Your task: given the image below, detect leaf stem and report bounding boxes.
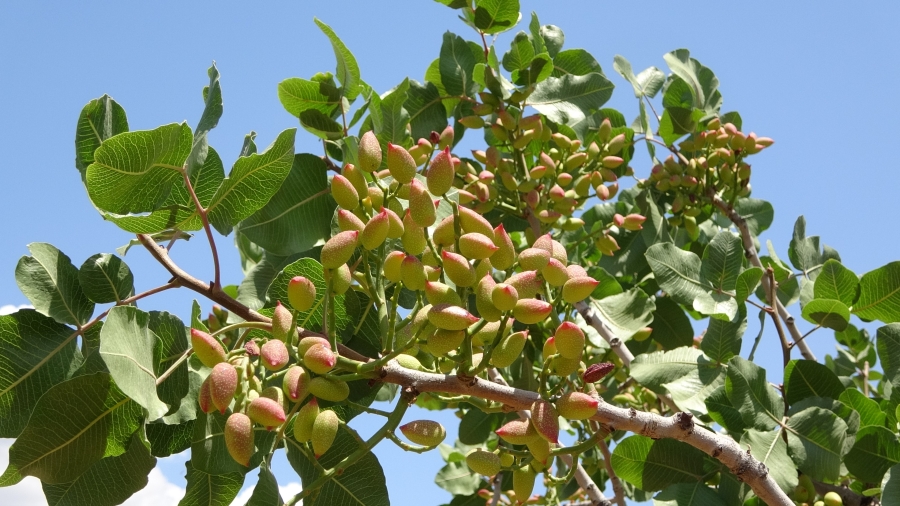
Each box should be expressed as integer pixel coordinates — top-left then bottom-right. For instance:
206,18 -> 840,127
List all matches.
180,166 -> 221,289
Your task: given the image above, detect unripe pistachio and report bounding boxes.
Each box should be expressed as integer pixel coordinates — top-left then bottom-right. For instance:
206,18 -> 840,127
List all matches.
542,258 -> 569,287
383,250 -> 405,282
400,420 -> 446,447
553,356 -> 581,376
507,270 -> 543,298
441,250 -> 476,287
458,205 -> 495,238
337,209 -> 365,232
331,174 -> 359,210
491,330 -> 528,368
466,449 -> 501,476
386,143 -> 417,184
490,224 -> 515,270
328,263 -> 352,295
499,452 -> 515,468
425,281 -> 462,306
408,179 -> 436,227
425,265 -> 441,281
431,215 -> 455,247
311,410 -> 340,458
496,419 -> 540,445
554,321 -> 585,360
475,274 -> 502,322
357,131 -> 382,172
283,366 -> 310,402
248,396 -> 286,430
459,232 -> 498,260
361,209 -> 390,250
271,301 -> 292,343
566,264 -> 588,278
458,115 -> 485,129
379,207 -> 403,239
823,491 -> 843,506
557,391 -> 599,420
308,376 -> 350,402
526,437 -> 551,465
426,329 -> 465,356
304,343 -> 336,374
224,412 -> 254,466
400,211 -> 426,255
320,231 -> 359,269
198,377 -> 214,413
565,152 -> 588,170
342,163 -> 368,196
631,327 -> 653,342
518,248 -> 550,271
261,339 -> 289,371
543,336 -> 557,358
583,362 -> 615,383
607,133 -> 626,154
209,362 -> 238,413
530,399 -> 560,443
622,214 -> 646,231
607,182 -> 619,199
438,125 -> 454,149
491,122 -> 509,142
400,254 -> 427,291
427,146 -> 454,196
428,303 -> 480,330
595,234 -> 620,256
513,467 -> 536,501
293,398 -> 319,442
562,276 -> 600,303
513,298 -> 552,325
491,283 -> 518,312
395,354 -> 426,371
244,340 -> 260,357
191,328 -> 227,368
474,257 -> 492,278
298,336 -> 331,357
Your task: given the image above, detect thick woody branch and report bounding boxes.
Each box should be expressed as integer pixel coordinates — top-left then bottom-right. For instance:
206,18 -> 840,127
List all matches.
706,191 -> 816,361
574,301 -> 634,367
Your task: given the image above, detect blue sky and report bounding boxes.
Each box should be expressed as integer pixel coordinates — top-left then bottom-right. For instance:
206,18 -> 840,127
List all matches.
2,1 -> 899,504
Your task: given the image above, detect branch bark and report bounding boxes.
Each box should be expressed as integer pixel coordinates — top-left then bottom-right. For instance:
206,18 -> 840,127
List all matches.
574,301 -> 634,367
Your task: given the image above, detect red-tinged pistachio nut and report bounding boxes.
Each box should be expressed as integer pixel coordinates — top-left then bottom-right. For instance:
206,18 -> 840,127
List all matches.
566,264 -> 588,279
551,132 -> 572,149
261,339 -> 289,371
514,298 -> 552,325
513,467 -> 536,502
425,281 -> 462,306
557,392 -> 600,420
386,143 -> 417,184
490,224 -> 515,270
554,321 -> 585,360
367,186 -> 384,210
298,336 -> 331,356
530,399 -> 560,443
542,258 -> 569,287
438,125 -> 454,149
543,336 -> 557,358
327,263 -> 352,295
602,155 -> 624,169
562,276 -> 599,304
293,398 -> 319,442
320,231 -> 359,269
606,133 -> 627,155
457,189 -> 477,204
400,420 -> 446,447
428,303 -> 480,331
209,362 -> 238,413
244,340 -> 260,357
533,233 -> 553,255
271,301 -> 292,342
597,117 -> 612,142
613,213 -> 625,227
441,250 -> 476,287
431,215 -> 456,246
357,131 -> 382,173
248,396 -> 287,430
401,210 -> 426,255
530,165 -> 547,179
383,250 -> 405,282
495,419 -> 539,445
303,343 -> 336,375
308,376 -> 350,402
361,209 -> 390,250
491,283 -> 518,312
475,274 -> 502,323
583,362 -> 615,383
518,248 -> 550,271
458,205 -> 495,239
224,412 -> 254,466
330,174 -> 359,210
507,270 -> 543,298
607,182 -> 619,199
342,163 -> 368,195
427,146 -> 454,196
553,356 -> 581,376
474,258 -> 492,279
537,209 -> 561,224
466,449 -> 501,476
283,365 -> 310,402
400,254 -> 427,291
198,377 -> 214,413
382,207 -> 404,239
425,265 -> 441,281
595,234 -> 620,257
408,179 -> 436,227
191,328 -> 226,368
632,327 -> 653,342
491,330 -> 528,368
311,410 -> 340,457
565,152 -> 588,170
459,232 -> 498,260
337,209 -> 365,232
622,214 -> 646,231
596,184 -> 610,200
526,437 -> 551,464
426,329 -> 465,356
458,115 -> 485,129
471,318 -> 508,347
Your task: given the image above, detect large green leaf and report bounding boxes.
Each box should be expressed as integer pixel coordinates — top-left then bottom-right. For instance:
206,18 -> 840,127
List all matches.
75,95 -> 128,177
739,428 -> 797,496
99,306 -> 168,420
16,243 -> 94,327
733,198 -> 774,236
788,216 -> 840,279
207,128 -> 297,234
314,18 -> 361,101
612,55 -> 664,99
237,251 -> 315,311
278,77 -> 342,117
458,409 -> 502,445
371,78 -> 412,148
473,0 -> 520,34
434,461 -> 481,496
854,261 -> 900,323
285,424 -> 389,505
883,464 -> 900,505
814,259 -> 859,306
705,385 -> 746,436
801,298 -> 851,330
440,31 -> 479,98
78,253 -> 134,304
237,154 -> 335,256
146,419 -> 194,458
406,80 -> 448,142
662,49 -> 721,113
611,435 -> 706,492
725,356 -> 783,430
2,373 -> 141,485
190,410 -> 277,476
645,243 -> 705,306
245,462 -> 284,506
266,258 -> 352,332
0,310 -> 80,437
502,31 -> 534,72
701,303 -> 747,363
783,359 -> 844,405
785,406 -> 848,482
844,425 -> 900,483
653,482 -> 725,506
589,287 -> 655,339
179,459 -> 244,506
631,347 -> 723,415
529,72 -> 614,125
86,122 -> 192,214
735,267 -> 763,302
552,49 -> 602,78
649,297 -> 693,350
41,434 -> 155,506
700,231 -> 743,292
878,324 -> 900,402
186,63 -> 223,176
839,388 -> 886,428
149,311 -> 191,418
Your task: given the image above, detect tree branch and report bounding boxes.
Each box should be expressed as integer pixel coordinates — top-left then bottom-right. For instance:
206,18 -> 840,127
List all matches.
574,301 -> 634,367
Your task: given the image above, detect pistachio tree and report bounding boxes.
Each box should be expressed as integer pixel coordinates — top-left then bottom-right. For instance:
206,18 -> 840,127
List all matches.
2,2 -> 899,506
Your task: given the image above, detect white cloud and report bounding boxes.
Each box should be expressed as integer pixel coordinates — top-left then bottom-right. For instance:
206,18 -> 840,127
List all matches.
123,468 -> 185,505
0,438 -> 47,505
0,304 -> 32,316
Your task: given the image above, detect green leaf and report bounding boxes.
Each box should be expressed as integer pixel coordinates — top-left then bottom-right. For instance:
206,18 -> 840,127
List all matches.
237,154 -> 335,256
649,297 -> 693,350
662,49 -> 721,113
739,428 -> 797,496
527,12 -> 546,55
839,388 -> 886,428
611,435 -> 706,492
725,356 -> 783,430
631,347 -> 723,415
702,303 -> 747,363
237,251 -> 315,311
266,258 -> 352,331
540,24 -> 564,58
16,243 -> 94,326
853,261 -> 900,323
589,288 -> 655,339
789,397 -> 858,441
78,253 -> 134,304
41,434 -> 155,506
246,462 -> 284,506
458,409 -> 501,445
314,18 -> 361,101
733,198 -> 774,236
435,461 -> 482,496
4,373 -> 141,484
278,77 -> 342,117
587,266 -> 623,300
190,410 -> 277,476
877,324 -> 900,402
529,72 -> 614,125
693,292 -> 737,322
186,63 -> 223,176
146,419 -> 194,458
86,122 -> 192,215
99,306 -> 168,420
179,459 -> 244,506
783,359 -> 844,405
502,32 -> 534,72
405,80 -> 448,142
612,55 -> 664,98
0,310 -> 81,437
735,267 -> 763,302
653,482 -> 725,506
473,0 -> 520,34
551,49 -> 601,78
700,231 -> 743,292
705,386 -> 745,436
370,78 -> 412,147
788,216 -> 839,279
883,464 -> 900,505
285,424 -> 389,505
299,109 -> 344,140
815,259 -> 859,306
75,95 -> 128,177
150,311 -> 191,419
844,425 -> 900,483
207,128 -> 296,234
440,32 -> 478,98
801,298 -> 851,331
645,243 -> 705,306
785,406 -> 848,482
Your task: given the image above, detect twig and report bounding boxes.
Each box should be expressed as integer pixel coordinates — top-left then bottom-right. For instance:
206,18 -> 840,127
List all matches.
180,167 -> 221,289
489,472 -> 503,506
574,301 -> 634,367
766,268 -> 791,369
862,361 -> 869,397
592,421 -> 626,506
